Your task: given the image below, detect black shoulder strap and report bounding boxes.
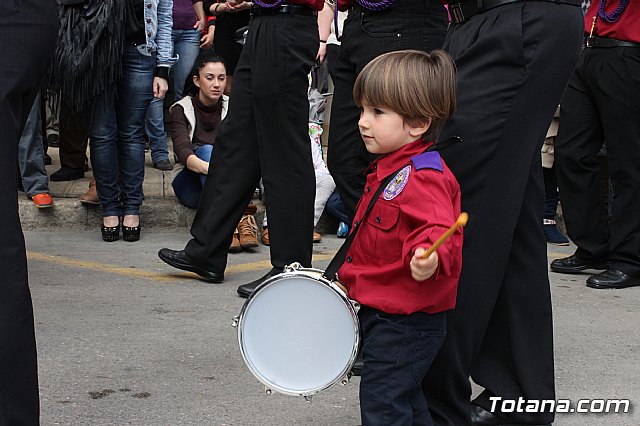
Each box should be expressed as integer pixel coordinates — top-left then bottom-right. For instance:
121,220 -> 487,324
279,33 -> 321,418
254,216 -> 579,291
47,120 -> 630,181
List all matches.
322,170 -> 397,282
430,135 -> 462,152
322,136 -> 462,282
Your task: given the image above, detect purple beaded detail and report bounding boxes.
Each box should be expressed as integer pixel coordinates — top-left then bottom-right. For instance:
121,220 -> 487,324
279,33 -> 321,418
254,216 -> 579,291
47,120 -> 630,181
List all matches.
356,0 -> 395,11
597,0 -> 629,23
254,0 -> 286,8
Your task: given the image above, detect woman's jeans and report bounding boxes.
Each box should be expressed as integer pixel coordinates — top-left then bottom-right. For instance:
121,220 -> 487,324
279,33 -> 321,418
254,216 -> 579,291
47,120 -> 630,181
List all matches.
18,93 -> 49,198
146,28 -> 200,163
90,44 -> 155,217
172,144 -> 213,209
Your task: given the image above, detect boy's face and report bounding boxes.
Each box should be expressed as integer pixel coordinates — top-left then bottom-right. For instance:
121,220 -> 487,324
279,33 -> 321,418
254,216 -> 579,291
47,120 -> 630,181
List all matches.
358,102 -> 428,155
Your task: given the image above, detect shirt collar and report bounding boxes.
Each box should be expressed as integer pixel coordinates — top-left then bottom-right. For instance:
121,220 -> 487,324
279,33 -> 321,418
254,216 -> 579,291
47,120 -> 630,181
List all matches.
370,139 -> 433,181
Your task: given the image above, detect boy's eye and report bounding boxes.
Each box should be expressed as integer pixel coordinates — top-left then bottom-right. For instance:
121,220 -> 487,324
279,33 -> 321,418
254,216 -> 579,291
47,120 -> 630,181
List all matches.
373,108 -> 384,115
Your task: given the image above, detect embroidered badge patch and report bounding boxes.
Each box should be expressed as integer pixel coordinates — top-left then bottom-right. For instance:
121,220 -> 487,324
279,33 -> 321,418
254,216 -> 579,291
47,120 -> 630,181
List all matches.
383,165 -> 411,200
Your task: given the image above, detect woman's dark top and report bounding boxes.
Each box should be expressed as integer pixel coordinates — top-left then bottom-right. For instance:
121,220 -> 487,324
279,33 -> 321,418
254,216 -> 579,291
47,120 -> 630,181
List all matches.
170,96 -> 223,166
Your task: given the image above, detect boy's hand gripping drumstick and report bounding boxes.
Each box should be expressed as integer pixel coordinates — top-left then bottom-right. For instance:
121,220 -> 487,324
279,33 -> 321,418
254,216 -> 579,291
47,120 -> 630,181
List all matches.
419,212 -> 469,259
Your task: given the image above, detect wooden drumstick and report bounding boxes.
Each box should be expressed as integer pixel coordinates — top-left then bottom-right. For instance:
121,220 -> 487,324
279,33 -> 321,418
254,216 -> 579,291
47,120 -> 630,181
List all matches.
334,280 -> 349,295
419,212 -> 469,259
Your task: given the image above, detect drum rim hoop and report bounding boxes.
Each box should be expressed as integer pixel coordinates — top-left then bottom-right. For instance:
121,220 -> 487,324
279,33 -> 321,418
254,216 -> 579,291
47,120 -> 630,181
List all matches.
235,268 -> 360,396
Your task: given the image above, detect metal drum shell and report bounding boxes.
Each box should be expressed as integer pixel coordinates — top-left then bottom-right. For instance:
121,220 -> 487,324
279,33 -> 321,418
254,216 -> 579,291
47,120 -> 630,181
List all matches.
235,265 -> 360,397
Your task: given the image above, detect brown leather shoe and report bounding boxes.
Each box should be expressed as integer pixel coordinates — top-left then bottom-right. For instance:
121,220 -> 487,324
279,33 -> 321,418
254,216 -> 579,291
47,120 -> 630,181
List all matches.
261,227 -> 270,246
243,203 -> 257,216
229,228 -> 242,253
313,230 -> 322,243
79,178 -> 99,205
238,215 -> 259,249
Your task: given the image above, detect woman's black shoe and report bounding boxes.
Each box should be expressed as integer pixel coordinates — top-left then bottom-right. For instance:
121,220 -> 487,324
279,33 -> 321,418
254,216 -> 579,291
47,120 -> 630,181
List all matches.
50,166 -> 84,181
123,225 -> 141,242
101,224 -> 120,242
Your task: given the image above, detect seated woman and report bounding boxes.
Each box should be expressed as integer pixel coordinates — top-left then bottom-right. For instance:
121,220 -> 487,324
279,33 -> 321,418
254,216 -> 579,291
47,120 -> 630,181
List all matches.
170,52 -> 258,251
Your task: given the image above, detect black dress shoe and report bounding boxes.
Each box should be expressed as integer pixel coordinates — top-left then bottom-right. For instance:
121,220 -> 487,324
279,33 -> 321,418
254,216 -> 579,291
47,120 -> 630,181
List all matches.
50,166 -> 84,182
550,254 -> 609,274
471,404 -> 505,425
158,248 -> 224,283
47,133 -> 60,148
470,404 -> 550,426
237,267 -> 283,298
586,268 -> 640,289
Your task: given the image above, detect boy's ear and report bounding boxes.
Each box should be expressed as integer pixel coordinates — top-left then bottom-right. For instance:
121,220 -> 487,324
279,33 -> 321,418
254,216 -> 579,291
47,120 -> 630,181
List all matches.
408,118 -> 432,138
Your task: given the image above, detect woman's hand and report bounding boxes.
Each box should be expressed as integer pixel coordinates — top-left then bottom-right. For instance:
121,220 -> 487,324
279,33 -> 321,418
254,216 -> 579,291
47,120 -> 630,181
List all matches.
231,1 -> 252,11
193,18 -> 205,32
153,76 -> 168,99
410,247 -> 439,281
200,25 -> 214,49
317,41 -> 327,63
186,154 -> 210,175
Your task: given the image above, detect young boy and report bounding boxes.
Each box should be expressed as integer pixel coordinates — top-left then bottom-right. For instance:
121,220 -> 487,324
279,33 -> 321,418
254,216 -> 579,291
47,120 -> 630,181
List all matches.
337,50 -> 462,425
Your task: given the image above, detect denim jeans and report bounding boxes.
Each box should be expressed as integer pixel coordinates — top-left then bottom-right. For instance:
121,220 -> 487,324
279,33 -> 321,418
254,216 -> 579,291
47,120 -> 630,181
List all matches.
146,28 -> 200,163
543,166 -> 559,221
90,44 -> 155,217
325,190 -> 349,224
172,144 -> 212,209
18,93 -> 49,198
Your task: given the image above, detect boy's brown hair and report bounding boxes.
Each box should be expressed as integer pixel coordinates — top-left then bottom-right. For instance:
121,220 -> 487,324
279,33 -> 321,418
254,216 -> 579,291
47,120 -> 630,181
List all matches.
353,49 -> 456,142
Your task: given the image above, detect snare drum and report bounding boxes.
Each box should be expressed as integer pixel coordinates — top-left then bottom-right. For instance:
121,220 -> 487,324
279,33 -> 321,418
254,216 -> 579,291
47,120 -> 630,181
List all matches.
232,263 -> 360,398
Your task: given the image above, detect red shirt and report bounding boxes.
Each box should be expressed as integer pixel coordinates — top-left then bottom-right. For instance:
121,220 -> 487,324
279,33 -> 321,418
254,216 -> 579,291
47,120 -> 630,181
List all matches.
338,140 -> 463,315
585,1 -> 640,43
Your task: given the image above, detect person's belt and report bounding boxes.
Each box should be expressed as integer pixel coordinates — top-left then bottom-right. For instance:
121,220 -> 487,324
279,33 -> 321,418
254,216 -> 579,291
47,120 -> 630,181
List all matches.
448,0 -> 581,24
250,4 -> 317,16
585,35 -> 640,48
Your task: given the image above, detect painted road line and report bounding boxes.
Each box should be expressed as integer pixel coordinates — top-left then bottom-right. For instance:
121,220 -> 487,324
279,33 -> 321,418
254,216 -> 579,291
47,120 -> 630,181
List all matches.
27,251 -> 338,283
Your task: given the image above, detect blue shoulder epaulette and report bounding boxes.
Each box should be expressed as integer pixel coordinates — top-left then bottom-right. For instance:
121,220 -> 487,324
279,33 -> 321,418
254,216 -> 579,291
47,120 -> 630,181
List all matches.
411,151 -> 443,172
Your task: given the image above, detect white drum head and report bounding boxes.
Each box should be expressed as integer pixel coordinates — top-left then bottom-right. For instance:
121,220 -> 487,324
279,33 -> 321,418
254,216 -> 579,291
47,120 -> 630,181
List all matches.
238,273 -> 358,396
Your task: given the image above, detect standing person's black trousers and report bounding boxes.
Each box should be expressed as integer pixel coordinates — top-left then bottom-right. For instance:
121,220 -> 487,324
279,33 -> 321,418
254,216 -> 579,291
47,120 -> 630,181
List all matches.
59,103 -> 90,171
327,0 -> 448,223
421,3 -> 583,425
184,10 -> 318,273
555,46 -> 640,277
0,0 -> 59,424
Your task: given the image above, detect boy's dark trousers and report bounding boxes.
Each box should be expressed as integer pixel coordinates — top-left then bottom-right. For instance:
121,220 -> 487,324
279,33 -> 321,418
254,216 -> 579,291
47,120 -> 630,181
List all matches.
0,0 -> 59,424
359,307 -> 446,426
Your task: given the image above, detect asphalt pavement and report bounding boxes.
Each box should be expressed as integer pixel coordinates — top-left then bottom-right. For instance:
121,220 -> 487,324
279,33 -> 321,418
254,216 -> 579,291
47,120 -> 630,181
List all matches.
24,230 -> 640,425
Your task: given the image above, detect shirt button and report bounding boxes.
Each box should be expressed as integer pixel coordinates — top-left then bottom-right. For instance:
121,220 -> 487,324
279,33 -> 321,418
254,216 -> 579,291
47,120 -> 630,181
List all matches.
366,186 -> 371,193
146,3 -> 152,8
347,256 -> 352,263
375,217 -> 381,223
147,31 -> 152,37
146,18 -> 151,23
